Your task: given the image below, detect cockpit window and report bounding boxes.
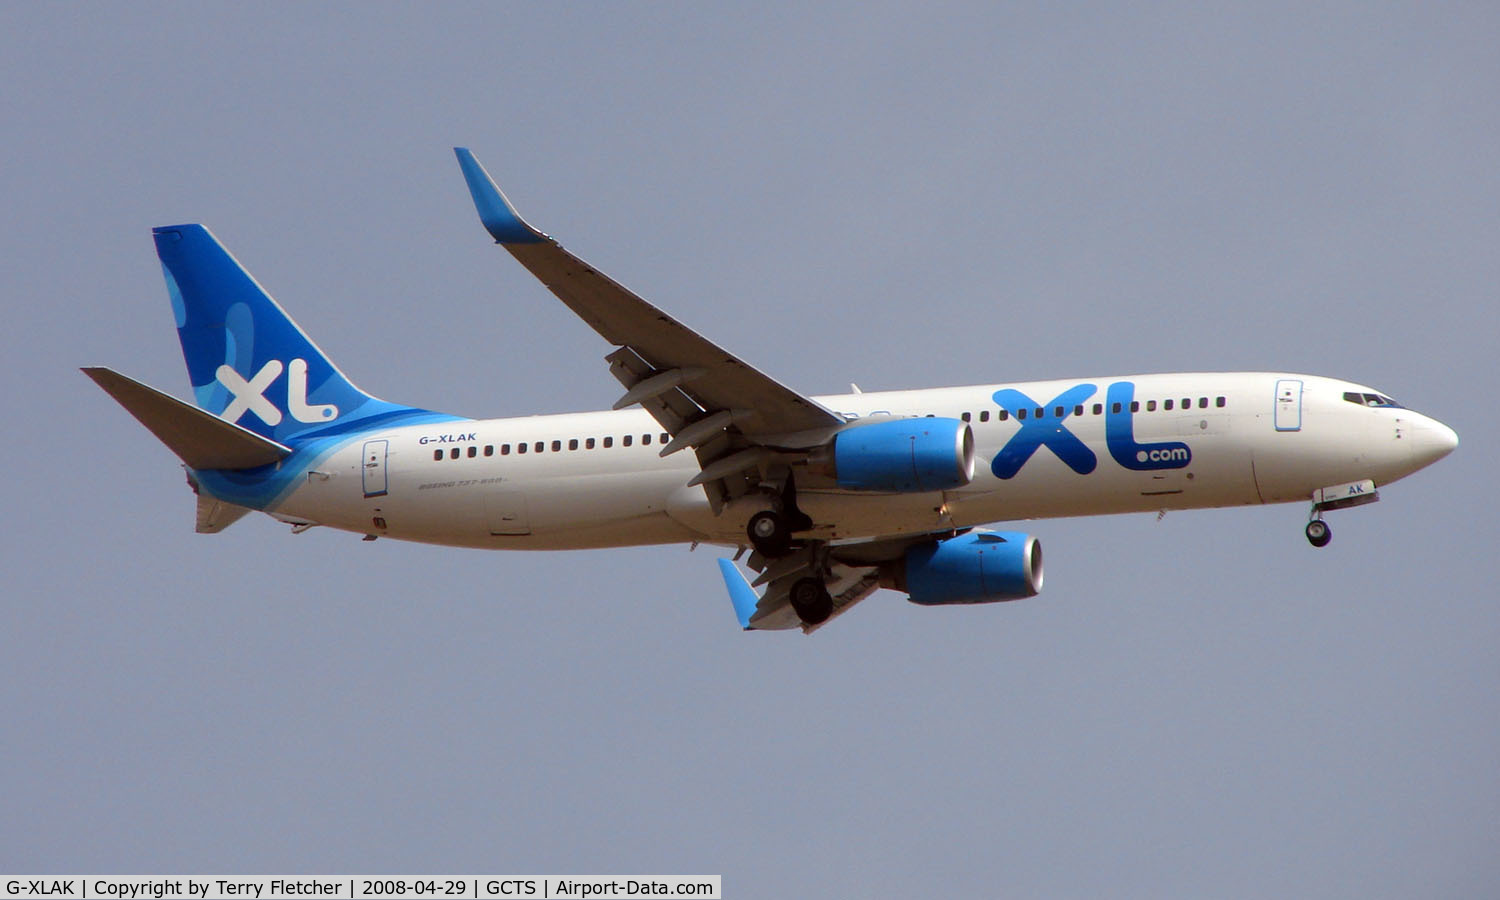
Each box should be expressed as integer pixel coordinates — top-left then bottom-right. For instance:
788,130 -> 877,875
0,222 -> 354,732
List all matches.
1343,391 -> 1404,409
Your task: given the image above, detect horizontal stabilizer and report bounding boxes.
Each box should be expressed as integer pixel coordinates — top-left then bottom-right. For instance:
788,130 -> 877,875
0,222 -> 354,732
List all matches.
82,367 -> 291,470
196,492 -> 254,533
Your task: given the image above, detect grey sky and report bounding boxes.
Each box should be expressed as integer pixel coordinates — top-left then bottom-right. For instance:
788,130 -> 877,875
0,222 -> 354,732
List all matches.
3,3 -> 1496,896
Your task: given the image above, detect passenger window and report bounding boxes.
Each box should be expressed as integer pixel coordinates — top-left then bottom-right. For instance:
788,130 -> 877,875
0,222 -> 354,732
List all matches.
1130,401 -> 1140,413
1054,406 -> 1064,417
501,444 -> 511,455
586,437 -> 596,449
467,446 -> 477,458
603,437 -> 613,448
979,410 -> 990,422
1035,407 -> 1044,418
642,433 -> 652,445
484,445 -> 493,457
1112,402 -> 1122,414
450,448 -> 460,460
551,440 -> 562,452
660,433 -> 669,443
1182,398 -> 1191,409
534,441 -> 544,453
1146,400 -> 1157,412
1198,397 -> 1208,408
1017,408 -> 1027,420
1216,396 -> 1226,408
961,412 -> 971,422
998,409 -> 1009,421
517,443 -> 527,454
623,435 -> 633,447
1164,399 -> 1174,411
568,438 -> 579,451
1074,405 -> 1084,417
433,449 -> 442,461
1092,403 -> 1102,415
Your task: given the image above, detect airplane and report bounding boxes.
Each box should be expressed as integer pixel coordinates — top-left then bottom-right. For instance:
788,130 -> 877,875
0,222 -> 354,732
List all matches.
84,148 -> 1459,632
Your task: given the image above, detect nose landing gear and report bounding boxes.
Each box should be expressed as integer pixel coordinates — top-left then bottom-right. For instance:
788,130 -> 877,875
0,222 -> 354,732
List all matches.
1303,478 -> 1379,548
1305,517 -> 1331,548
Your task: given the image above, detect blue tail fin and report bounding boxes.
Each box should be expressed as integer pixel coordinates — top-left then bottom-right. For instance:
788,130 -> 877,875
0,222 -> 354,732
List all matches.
155,225 -> 451,442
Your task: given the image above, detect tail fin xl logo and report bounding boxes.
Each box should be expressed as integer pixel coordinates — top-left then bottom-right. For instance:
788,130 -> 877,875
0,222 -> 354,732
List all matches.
216,358 -> 339,426
991,381 -> 1191,479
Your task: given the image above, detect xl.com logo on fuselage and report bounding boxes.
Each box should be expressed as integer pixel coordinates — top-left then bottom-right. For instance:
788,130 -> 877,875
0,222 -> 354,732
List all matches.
1138,446 -> 1190,464
991,380 -> 1192,479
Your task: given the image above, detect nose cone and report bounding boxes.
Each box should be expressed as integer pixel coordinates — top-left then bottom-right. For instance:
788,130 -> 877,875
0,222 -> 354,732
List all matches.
1410,416 -> 1458,469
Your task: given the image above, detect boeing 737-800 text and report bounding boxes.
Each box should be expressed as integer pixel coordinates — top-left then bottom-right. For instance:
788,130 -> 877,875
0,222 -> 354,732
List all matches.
85,149 -> 1458,631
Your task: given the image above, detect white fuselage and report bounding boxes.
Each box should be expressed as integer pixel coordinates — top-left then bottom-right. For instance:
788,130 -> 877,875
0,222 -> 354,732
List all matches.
262,372 -> 1456,550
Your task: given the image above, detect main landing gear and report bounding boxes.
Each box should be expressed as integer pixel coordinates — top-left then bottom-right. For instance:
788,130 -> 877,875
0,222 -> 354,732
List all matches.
747,509 -> 794,558
745,475 -> 813,559
789,576 -> 833,625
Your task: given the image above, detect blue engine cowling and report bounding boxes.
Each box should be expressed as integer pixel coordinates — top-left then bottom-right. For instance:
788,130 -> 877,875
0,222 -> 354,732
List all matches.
831,418 -> 975,493
898,531 -> 1043,605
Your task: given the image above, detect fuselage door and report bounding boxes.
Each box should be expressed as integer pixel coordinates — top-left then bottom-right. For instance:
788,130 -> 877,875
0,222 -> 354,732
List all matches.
1274,379 -> 1303,432
361,439 -> 389,497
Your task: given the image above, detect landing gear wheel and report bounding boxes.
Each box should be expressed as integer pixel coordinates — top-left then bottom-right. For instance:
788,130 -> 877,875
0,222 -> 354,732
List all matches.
1305,519 -> 1331,548
789,576 -> 833,625
747,510 -> 793,558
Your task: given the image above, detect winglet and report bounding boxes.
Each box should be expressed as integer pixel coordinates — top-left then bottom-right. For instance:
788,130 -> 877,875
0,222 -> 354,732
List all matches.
717,558 -> 759,631
453,147 -> 547,245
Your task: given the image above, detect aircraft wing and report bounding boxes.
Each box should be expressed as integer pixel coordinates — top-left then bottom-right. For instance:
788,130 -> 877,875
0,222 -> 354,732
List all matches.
455,148 -> 844,509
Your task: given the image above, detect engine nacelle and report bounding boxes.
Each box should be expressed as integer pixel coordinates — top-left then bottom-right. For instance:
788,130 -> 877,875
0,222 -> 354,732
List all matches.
821,417 -> 975,493
888,531 -> 1043,605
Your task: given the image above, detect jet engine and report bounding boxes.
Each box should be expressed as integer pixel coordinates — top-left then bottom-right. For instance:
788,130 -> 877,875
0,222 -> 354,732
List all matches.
883,530 -> 1043,605
812,417 -> 975,493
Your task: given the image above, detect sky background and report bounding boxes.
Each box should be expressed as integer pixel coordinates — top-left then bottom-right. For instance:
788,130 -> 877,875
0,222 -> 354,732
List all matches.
3,3 -> 1497,896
